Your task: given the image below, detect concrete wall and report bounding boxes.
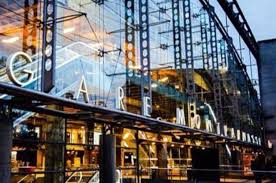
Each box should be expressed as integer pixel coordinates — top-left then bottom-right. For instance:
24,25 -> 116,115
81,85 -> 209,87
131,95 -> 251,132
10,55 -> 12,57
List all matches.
259,39 -> 276,155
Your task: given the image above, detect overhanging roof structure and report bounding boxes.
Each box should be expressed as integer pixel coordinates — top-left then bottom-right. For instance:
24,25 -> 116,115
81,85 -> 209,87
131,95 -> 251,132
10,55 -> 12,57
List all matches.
0,82 -> 260,148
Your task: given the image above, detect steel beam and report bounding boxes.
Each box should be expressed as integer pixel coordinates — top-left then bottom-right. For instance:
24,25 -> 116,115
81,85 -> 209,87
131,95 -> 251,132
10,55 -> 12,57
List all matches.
124,0 -> 137,113
199,0 -> 260,108
183,0 -> 195,97
200,10 -> 210,70
217,0 -> 259,61
139,0 -> 152,115
41,0 -> 57,92
219,39 -> 227,68
171,0 -> 184,91
209,15 -> 223,124
23,0 -> 38,55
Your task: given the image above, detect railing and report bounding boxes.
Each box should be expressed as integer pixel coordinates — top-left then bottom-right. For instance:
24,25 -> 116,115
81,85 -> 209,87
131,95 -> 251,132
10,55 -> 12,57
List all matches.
88,171 -> 99,183
17,174 -> 35,183
65,169 -> 83,183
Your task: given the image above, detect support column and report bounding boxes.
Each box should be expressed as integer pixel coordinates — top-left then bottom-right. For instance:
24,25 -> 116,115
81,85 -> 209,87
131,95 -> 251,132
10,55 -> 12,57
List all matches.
156,136 -> 168,180
183,0 -> 195,97
100,134 -> 116,183
0,116 -> 12,183
41,0 -> 57,92
200,10 -> 210,70
44,106 -> 65,183
135,131 -> 140,183
172,0 -> 184,91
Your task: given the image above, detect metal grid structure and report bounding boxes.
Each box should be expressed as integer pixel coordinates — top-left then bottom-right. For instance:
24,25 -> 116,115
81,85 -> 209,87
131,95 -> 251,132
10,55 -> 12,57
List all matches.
183,0 -> 195,97
41,0 -> 57,92
0,0 -> 265,182
138,0 -> 152,115
217,0 -> 259,61
171,0 -> 184,92
209,12 -> 223,124
23,0 -> 38,55
200,10 -> 209,70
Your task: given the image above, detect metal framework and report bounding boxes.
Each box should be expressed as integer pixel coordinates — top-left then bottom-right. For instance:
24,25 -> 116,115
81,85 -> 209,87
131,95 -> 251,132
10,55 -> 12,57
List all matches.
23,0 -> 38,55
209,13 -> 223,123
200,10 -> 210,70
183,0 -> 195,97
124,0 -> 138,113
0,82 -> 260,147
219,39 -> 227,68
227,51 -> 240,129
217,0 -> 259,61
139,0 -> 152,115
171,0 -> 184,92
41,0 -> 57,92
199,0 -> 259,108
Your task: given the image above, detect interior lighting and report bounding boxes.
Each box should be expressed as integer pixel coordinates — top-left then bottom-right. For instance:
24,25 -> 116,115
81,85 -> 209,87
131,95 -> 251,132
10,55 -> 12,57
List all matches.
163,137 -> 168,142
123,132 -> 130,140
2,37 -> 19,43
159,77 -> 168,82
151,83 -> 158,88
129,65 -> 141,70
159,76 -> 168,82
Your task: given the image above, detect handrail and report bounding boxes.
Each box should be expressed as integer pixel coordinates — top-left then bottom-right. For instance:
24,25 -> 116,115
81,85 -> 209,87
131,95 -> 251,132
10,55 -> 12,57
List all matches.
17,174 -> 34,183
88,171 -> 99,183
65,169 -> 83,183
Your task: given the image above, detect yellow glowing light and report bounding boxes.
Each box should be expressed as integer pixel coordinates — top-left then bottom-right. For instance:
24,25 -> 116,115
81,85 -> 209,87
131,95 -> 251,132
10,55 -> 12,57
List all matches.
123,132 -> 130,140
2,37 -> 19,43
123,141 -> 129,147
129,65 -> 141,70
159,77 -> 168,82
63,27 -> 75,34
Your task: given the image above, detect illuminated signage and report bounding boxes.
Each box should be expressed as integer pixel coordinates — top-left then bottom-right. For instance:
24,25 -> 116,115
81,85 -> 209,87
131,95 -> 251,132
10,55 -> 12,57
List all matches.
5,52 -> 262,146
6,52 -> 34,86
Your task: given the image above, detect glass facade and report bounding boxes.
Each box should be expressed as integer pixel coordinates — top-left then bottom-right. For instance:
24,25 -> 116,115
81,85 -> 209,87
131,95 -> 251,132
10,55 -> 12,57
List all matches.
0,0 -> 264,182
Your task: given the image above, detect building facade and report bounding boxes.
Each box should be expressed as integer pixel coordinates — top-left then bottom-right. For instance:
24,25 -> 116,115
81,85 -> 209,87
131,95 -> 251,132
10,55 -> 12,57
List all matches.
0,0 -> 263,182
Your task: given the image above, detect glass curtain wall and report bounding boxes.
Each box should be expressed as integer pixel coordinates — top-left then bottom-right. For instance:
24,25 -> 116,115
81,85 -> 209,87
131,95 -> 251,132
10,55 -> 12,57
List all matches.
0,0 -> 263,182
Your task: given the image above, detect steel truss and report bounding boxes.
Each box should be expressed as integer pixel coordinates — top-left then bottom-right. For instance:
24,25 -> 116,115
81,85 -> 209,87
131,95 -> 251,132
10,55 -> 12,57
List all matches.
23,0 -> 39,55
124,0 -> 136,112
171,0 -> 184,92
227,51 -> 240,130
199,0 -> 261,130
217,0 -> 259,61
41,0 -> 57,92
139,0 -> 152,115
183,0 -> 195,97
219,39 -> 227,69
200,10 -> 209,70
209,13 -> 223,123
199,0 -> 256,101
183,0 -> 197,126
